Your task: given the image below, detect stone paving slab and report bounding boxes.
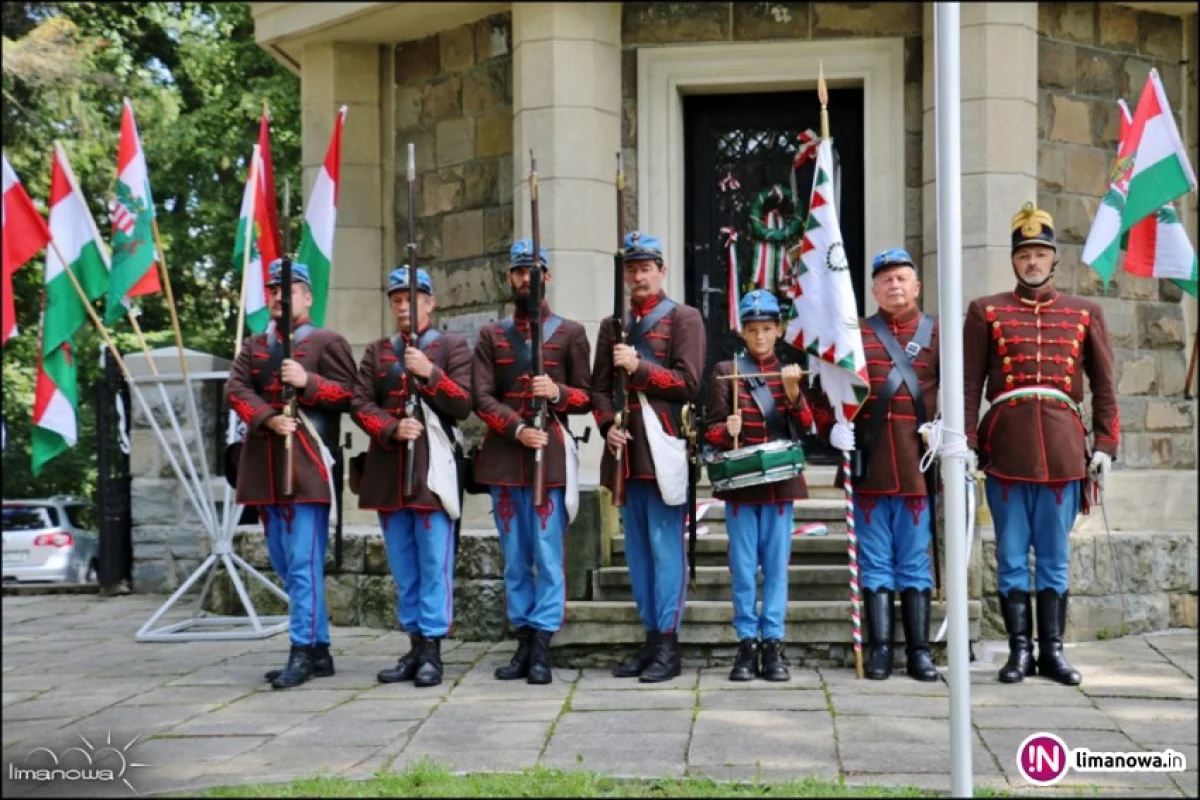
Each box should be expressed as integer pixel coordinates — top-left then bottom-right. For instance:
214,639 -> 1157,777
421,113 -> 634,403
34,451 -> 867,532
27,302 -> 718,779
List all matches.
1,595 -> 1196,798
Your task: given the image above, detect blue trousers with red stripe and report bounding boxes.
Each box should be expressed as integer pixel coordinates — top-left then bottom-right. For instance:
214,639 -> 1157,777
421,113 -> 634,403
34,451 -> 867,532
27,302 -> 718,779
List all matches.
726,502 -> 793,641
262,503 -> 330,647
379,509 -> 456,637
621,480 -> 688,634
490,486 -> 567,633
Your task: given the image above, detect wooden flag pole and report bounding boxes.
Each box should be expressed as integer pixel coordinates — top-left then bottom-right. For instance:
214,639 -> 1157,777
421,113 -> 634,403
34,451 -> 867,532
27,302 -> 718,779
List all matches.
1185,329 -> 1198,400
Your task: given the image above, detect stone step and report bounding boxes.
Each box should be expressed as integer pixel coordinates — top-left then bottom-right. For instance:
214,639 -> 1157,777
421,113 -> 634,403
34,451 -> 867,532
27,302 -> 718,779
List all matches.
593,564 -> 853,602
693,497 -> 846,521
611,532 -> 853,568
553,599 -> 981,647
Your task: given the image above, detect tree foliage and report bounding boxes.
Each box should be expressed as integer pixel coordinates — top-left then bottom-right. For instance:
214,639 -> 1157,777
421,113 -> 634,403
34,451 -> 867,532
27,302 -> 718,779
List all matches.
2,2 -> 299,501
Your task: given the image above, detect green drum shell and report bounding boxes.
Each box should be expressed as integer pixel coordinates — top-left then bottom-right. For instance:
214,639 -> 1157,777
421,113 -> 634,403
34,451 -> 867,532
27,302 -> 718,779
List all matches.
703,441 -> 806,491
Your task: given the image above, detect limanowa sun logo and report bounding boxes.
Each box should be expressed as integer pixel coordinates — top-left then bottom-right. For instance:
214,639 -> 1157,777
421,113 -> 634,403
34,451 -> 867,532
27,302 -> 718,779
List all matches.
8,729 -> 150,795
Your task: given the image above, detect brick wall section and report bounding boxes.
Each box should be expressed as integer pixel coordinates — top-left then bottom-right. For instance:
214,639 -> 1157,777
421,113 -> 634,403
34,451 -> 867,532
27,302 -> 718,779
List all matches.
393,13 -> 514,327
1035,3 -> 1194,470
619,3 -> 923,269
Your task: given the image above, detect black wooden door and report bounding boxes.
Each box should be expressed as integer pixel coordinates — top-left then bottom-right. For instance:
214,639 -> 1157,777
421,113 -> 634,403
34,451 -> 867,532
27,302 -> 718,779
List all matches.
684,88 -> 865,464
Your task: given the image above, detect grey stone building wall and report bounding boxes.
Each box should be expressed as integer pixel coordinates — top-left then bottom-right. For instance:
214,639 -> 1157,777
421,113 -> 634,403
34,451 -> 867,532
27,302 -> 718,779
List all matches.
394,11 -> 515,350
619,2 -> 925,281
1035,2 -> 1196,470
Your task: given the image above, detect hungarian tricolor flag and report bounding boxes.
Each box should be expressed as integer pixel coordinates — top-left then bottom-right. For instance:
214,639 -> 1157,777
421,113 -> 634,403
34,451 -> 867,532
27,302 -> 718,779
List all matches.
233,147 -> 279,334
259,104 -> 282,256
43,143 -> 110,354
296,105 -> 346,327
32,301 -> 79,475
784,138 -> 869,426
105,98 -> 162,324
1084,69 -> 1197,287
1116,100 -> 1198,297
3,153 -> 52,345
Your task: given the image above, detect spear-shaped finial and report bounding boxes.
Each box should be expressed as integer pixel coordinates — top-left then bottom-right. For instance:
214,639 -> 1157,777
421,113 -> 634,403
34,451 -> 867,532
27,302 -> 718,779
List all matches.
818,62 -> 830,140
263,98 -> 270,120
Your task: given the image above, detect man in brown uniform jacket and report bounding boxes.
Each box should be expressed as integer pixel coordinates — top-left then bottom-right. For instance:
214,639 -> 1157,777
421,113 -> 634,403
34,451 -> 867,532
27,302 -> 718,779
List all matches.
350,266 -> 472,688
226,260 -> 356,690
591,231 -> 706,683
964,203 -> 1118,687
472,239 -> 593,685
844,248 -> 942,683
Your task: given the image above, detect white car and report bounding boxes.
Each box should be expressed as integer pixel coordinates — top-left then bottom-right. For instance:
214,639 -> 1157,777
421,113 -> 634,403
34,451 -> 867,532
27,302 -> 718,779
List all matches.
2,497 -> 100,585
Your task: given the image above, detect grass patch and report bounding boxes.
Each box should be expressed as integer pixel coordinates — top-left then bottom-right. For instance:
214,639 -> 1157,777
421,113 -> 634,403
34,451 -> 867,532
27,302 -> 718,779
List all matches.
196,758 -> 1011,798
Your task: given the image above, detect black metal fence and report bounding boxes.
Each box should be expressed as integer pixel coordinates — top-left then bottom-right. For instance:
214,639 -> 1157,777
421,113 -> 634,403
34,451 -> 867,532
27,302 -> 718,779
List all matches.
95,344 -> 132,593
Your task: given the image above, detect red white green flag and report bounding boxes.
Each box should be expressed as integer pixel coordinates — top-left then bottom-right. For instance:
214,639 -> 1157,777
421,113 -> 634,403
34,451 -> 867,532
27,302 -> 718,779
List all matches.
43,142 -> 110,354
295,106 -> 346,327
1116,100 -> 1198,298
2,152 -> 52,345
233,147 -> 279,334
105,98 -> 161,324
258,104 -> 281,256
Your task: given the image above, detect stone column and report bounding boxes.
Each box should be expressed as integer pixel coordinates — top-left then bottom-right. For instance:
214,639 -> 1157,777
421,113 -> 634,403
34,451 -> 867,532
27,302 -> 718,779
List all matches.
511,2 -> 622,485
301,41 -> 391,526
922,3 -> 1039,306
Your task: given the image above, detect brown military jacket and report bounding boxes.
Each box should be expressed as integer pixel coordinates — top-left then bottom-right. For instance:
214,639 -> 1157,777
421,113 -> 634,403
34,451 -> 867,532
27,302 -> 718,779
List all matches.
471,302 -> 593,487
839,307 -> 942,496
704,353 -> 829,504
591,292 -> 707,492
964,283 -> 1118,482
350,329 -> 473,512
225,318 -> 357,505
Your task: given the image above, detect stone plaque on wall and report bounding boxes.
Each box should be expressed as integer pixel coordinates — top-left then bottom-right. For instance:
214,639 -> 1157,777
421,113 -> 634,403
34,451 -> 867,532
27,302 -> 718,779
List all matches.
439,309 -> 500,350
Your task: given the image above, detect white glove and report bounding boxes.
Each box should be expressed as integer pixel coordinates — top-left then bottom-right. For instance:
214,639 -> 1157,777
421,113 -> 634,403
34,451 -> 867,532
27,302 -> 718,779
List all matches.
964,449 -> 978,475
830,422 -> 855,453
1089,451 -> 1112,487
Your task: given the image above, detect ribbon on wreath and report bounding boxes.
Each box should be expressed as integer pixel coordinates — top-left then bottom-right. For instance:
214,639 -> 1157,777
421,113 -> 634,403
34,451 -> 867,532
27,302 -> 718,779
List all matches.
718,172 -> 741,193
720,226 -> 741,332
750,185 -> 801,294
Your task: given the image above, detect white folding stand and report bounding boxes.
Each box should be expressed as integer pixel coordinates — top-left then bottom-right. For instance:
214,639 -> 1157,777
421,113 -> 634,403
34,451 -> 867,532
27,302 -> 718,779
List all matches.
131,363 -> 290,642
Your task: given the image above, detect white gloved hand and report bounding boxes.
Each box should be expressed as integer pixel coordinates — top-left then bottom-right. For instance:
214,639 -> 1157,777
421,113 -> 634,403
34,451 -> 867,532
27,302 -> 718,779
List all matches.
1089,451 -> 1112,487
964,449 -> 978,475
830,422 -> 856,452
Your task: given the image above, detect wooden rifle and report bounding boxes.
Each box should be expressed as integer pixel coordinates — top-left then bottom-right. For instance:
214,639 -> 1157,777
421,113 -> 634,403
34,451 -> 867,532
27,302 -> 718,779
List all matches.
280,178 -> 297,499
403,142 -> 422,499
611,151 -> 629,508
529,151 -> 548,508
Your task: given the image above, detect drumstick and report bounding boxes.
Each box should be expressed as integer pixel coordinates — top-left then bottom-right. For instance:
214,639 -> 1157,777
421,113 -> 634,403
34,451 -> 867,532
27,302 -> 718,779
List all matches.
716,369 -> 813,380
732,353 -> 741,450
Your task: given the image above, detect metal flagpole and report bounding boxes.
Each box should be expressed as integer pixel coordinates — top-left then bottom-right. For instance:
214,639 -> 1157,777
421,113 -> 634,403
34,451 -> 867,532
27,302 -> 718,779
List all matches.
935,3 -> 973,797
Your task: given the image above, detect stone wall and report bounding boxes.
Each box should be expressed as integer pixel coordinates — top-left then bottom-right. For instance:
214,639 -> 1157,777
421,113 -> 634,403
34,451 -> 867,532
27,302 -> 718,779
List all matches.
980,528 -> 1198,640
126,349 -> 230,593
619,2 -> 924,281
394,12 -> 515,350
1036,2 -> 1195,470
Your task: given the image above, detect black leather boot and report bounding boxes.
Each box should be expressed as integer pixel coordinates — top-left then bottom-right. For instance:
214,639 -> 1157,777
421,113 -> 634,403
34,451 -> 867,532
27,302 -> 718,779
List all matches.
863,588 -> 894,680
494,626 -> 533,680
271,644 -> 315,690
759,640 -> 791,682
377,633 -> 424,684
639,632 -> 682,683
414,637 -> 443,687
998,590 -> 1036,683
729,639 -> 757,682
613,630 -> 659,678
266,642 -> 334,682
1036,589 -> 1082,686
526,630 -> 554,685
901,588 -> 939,682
